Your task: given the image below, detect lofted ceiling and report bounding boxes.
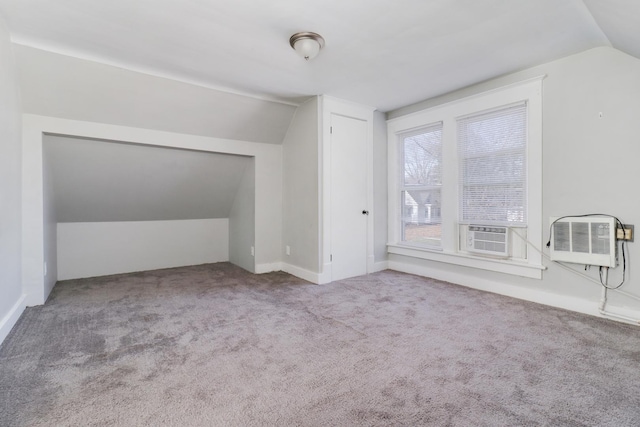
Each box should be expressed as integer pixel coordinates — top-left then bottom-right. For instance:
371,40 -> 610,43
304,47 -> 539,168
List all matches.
44,135 -> 253,223
1,0 -> 639,113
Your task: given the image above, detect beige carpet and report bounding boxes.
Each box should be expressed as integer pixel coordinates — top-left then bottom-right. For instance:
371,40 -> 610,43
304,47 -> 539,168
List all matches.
1,262 -> 639,426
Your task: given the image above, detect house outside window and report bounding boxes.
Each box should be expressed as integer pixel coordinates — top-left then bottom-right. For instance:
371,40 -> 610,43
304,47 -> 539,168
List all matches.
387,77 -> 544,279
400,123 -> 442,247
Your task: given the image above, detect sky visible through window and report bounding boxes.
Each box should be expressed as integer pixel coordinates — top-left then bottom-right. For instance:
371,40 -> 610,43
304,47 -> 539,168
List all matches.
402,125 -> 442,245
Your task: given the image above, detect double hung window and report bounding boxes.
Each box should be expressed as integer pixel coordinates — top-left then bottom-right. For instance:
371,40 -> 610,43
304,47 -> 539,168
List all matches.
387,78 -> 543,278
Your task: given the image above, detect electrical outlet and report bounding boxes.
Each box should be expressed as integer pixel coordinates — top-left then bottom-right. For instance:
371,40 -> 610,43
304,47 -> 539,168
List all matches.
250,246 -> 255,256
285,245 -> 291,256
616,225 -> 634,242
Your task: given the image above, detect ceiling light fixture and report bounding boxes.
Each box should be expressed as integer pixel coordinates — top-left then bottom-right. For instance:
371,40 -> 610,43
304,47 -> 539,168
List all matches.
289,32 -> 325,60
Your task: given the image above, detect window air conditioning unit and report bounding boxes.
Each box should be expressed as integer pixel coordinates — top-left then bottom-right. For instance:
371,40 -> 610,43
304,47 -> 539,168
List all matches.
466,225 -> 509,257
549,217 -> 616,267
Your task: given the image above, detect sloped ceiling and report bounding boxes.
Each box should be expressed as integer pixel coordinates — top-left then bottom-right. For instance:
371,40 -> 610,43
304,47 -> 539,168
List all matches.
45,135 -> 252,222
5,1 -> 638,226
583,0 -> 640,60
16,46 -> 297,145
1,0 -> 638,115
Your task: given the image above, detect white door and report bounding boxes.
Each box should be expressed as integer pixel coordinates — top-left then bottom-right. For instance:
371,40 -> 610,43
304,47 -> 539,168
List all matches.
330,114 -> 368,281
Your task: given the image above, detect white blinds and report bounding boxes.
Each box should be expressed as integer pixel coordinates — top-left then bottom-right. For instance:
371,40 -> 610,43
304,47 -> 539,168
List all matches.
457,102 -> 527,225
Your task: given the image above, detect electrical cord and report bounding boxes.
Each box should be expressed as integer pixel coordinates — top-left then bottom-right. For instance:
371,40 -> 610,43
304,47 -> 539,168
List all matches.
513,227 -> 640,304
512,228 -> 600,285
545,214 -> 626,289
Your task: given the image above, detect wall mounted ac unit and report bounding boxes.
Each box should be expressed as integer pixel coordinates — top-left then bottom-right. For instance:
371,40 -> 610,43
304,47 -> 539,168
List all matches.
466,225 -> 509,257
549,217 -> 616,267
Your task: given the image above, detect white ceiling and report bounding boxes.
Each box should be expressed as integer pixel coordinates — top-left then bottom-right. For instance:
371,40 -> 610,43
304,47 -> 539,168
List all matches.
45,135 -> 252,222
2,0 -> 639,112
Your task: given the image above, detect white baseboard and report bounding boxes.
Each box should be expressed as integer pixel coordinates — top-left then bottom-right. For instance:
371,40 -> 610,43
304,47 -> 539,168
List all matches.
317,263 -> 332,284
253,262 -> 330,285
254,262 -> 282,274
281,263 -> 321,284
0,294 -> 27,346
289,260 -> 389,285
388,259 -> 640,324
370,260 -> 389,273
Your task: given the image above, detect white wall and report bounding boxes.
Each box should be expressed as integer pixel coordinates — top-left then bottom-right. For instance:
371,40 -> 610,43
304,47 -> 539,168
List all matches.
372,110 -> 388,266
57,219 -> 229,280
281,97 -> 320,278
42,140 -> 58,298
282,96 -> 378,283
43,134 -> 253,222
0,13 -> 25,344
386,47 -> 640,321
23,115 -> 283,304
229,158 -> 256,273
15,45 -> 297,145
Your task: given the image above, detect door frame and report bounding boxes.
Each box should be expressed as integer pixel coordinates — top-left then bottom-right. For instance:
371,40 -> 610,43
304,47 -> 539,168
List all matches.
319,96 -> 375,284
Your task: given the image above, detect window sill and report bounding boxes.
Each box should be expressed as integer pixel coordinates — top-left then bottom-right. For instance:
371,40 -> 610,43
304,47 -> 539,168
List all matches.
387,243 -> 545,279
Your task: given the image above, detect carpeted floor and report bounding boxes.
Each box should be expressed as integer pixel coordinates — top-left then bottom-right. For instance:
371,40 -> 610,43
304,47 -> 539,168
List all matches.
1,262 -> 639,426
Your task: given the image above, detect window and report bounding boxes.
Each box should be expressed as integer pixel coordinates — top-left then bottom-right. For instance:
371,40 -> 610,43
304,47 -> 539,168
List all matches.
400,123 -> 442,247
387,77 -> 543,279
458,103 -> 527,226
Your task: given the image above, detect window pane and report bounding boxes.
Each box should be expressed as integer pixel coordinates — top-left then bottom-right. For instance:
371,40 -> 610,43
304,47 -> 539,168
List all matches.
402,190 -> 442,246
403,125 -> 442,187
458,103 -> 527,225
401,124 -> 443,247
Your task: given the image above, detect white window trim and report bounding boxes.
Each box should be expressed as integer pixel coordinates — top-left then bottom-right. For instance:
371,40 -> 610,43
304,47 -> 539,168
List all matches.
399,122 -> 443,249
387,76 -> 545,279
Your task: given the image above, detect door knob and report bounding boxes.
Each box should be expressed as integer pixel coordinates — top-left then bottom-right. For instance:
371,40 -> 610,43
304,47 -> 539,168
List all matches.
362,210 -> 369,215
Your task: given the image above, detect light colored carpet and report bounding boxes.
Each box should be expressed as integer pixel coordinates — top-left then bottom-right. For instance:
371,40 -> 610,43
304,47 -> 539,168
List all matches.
1,262 -> 639,426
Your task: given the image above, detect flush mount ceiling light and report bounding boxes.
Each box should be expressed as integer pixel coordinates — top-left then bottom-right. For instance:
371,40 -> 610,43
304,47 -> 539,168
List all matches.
289,32 -> 325,60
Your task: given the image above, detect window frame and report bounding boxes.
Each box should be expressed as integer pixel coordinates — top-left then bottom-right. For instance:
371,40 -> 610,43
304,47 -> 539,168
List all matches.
386,77 -> 544,279
457,101 -> 528,227
399,123 -> 443,249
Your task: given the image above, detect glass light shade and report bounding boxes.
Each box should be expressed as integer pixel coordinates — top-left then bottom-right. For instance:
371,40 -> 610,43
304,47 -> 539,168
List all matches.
290,32 -> 324,60
294,38 -> 321,60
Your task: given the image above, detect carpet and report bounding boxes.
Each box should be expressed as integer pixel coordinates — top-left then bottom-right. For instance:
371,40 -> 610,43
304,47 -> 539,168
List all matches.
1,262 -> 639,426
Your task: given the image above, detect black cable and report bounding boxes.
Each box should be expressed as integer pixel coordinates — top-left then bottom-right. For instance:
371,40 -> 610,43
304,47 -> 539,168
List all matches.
547,213 -> 627,289
604,240 -> 626,290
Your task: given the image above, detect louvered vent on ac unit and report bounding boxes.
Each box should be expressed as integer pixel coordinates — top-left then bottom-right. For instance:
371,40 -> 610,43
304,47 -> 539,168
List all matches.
549,217 -> 616,267
466,225 -> 509,257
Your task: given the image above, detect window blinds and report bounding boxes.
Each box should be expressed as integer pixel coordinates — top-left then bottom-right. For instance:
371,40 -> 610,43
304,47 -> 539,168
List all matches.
457,102 -> 527,225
